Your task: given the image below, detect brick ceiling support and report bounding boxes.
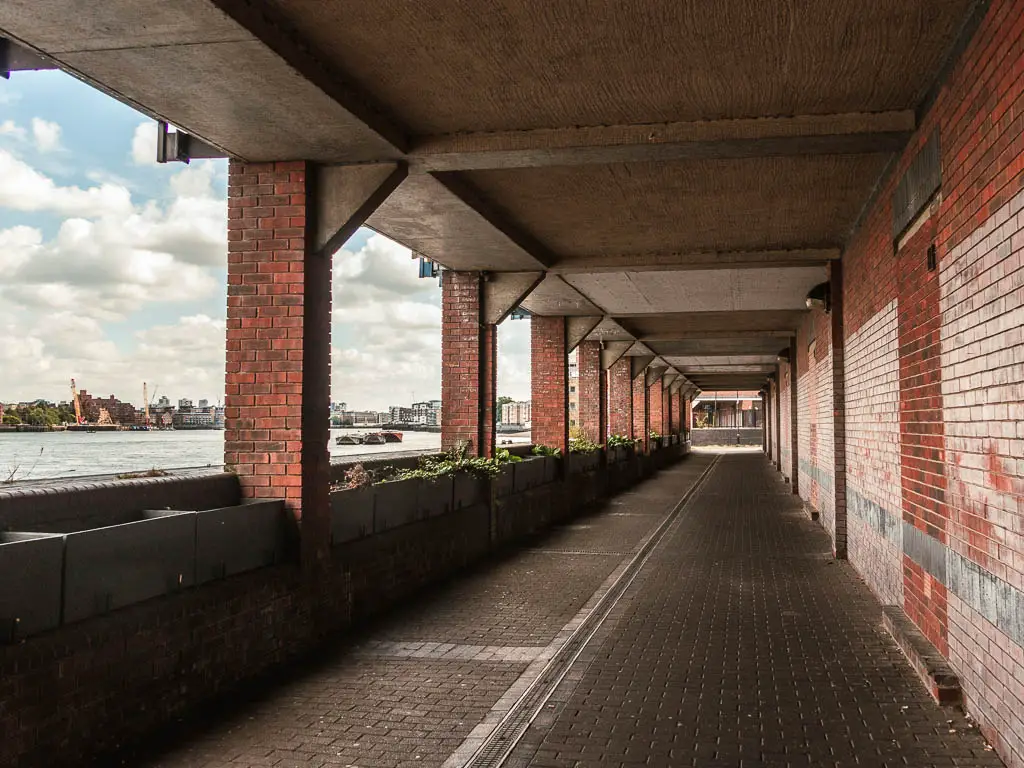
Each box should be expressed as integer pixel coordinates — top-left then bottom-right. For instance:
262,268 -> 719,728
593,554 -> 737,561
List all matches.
607,356 -> 633,439
576,340 -> 605,443
441,271 -> 497,459
531,316 -> 569,454
225,159 -> 405,571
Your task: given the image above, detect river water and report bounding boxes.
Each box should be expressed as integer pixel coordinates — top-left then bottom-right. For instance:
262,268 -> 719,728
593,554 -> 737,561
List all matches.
0,429 -> 531,483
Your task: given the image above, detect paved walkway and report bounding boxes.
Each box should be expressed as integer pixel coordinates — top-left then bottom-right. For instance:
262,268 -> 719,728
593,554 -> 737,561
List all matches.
120,450 -> 1002,768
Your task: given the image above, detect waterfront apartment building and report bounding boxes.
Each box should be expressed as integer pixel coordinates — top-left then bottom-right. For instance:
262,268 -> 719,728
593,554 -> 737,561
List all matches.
500,401 -> 531,426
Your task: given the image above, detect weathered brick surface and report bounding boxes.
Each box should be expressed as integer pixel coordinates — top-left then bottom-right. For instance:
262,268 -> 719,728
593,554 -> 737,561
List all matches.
796,308 -> 835,533
531,317 -> 568,453
441,271 -> 496,457
837,0 -> 1024,762
225,160 -> 329,536
648,378 -> 663,437
576,340 -> 604,442
631,371 -> 649,453
778,360 -> 793,483
607,356 -> 632,438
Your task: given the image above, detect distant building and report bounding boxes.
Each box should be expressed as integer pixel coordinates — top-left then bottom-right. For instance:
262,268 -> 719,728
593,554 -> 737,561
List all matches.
692,392 -> 762,429
157,395 -> 170,408
388,406 -> 414,423
339,410 -> 383,425
568,358 -> 579,428
198,399 -> 209,409
500,401 -> 531,426
172,406 -> 225,429
410,399 -> 441,426
178,398 -> 193,410
77,390 -> 139,425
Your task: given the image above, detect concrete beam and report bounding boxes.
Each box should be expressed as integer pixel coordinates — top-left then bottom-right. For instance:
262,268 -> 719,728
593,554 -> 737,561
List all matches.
367,173 -> 546,271
548,248 -> 839,274
566,316 -> 603,352
662,372 -> 680,389
520,275 -> 603,317
645,365 -> 668,388
411,111 -> 915,172
0,36 -> 56,76
630,355 -> 655,381
482,271 -> 544,325
600,340 -> 633,370
315,163 -> 407,256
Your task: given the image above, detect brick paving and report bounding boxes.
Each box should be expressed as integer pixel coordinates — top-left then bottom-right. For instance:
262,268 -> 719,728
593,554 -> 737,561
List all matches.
506,451 -> 1004,768
120,451 -> 1003,768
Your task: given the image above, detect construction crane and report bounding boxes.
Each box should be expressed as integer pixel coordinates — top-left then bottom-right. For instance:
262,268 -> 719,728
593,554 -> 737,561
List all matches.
143,382 -> 150,428
70,378 -> 83,425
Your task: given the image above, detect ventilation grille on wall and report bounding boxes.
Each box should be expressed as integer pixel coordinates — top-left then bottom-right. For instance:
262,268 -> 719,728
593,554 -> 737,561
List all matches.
892,128 -> 941,240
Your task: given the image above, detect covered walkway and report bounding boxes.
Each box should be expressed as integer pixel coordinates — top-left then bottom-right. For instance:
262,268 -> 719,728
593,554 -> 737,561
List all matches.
118,451 -> 1000,768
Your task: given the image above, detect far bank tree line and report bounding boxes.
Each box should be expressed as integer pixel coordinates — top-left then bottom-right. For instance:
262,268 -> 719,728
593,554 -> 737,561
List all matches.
2,402 -> 77,426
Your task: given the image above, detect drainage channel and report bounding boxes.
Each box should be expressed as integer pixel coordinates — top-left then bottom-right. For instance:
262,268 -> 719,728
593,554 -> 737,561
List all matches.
460,454 -> 722,768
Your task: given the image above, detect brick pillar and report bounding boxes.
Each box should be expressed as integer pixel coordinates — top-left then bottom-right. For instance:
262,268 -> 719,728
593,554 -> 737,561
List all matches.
632,374 -> 649,453
576,341 -> 604,443
441,271 -> 496,458
648,378 -> 663,437
774,375 -> 782,470
765,388 -> 773,460
668,387 -> 680,435
226,160 -> 330,561
830,262 -> 848,558
608,356 -> 632,437
761,394 -> 768,453
531,317 -> 569,453
789,337 -> 799,495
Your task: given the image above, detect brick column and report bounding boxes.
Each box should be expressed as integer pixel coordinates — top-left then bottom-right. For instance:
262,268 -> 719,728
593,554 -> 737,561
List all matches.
608,356 -> 632,437
668,386 -> 680,435
441,271 -> 496,458
789,337 -> 799,494
576,340 -> 604,443
830,262 -> 848,558
648,378 -> 663,437
632,374 -> 649,453
761,394 -> 768,453
226,160 -> 330,560
774,375 -> 782,470
765,388 -> 773,460
531,317 -> 569,453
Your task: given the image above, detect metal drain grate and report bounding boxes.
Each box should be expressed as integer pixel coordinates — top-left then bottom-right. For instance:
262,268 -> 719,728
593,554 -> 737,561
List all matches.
462,456 -> 722,768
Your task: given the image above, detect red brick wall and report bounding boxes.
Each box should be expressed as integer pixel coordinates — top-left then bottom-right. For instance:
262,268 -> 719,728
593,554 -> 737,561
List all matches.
226,161 -> 330,554
778,361 -> 792,483
608,357 -> 632,437
648,378 -> 663,437
796,308 -> 836,536
576,341 -> 603,442
669,387 -> 680,435
632,373 -> 649,453
662,382 -> 672,435
840,1 -> 1024,762
441,272 -> 496,457
531,317 -> 568,452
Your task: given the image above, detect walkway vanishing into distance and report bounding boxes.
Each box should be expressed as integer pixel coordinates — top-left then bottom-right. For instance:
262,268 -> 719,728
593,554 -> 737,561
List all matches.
116,450 -> 1002,768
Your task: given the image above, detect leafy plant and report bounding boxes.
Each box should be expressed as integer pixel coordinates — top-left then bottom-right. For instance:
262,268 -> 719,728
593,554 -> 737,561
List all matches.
649,429 -> 662,441
115,468 -> 170,480
606,433 -> 635,448
495,447 -> 522,463
531,444 -> 561,457
569,436 -> 601,454
340,463 -> 372,490
385,442 -> 506,483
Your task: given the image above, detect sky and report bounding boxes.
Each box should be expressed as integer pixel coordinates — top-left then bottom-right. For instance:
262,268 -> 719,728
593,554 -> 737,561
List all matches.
0,70 -> 531,411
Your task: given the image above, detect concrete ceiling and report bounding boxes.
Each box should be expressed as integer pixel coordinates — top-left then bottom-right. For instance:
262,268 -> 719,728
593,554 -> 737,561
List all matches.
0,0 -> 981,391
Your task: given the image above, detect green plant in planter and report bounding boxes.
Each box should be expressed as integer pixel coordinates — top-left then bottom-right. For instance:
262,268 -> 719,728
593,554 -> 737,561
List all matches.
495,447 -> 522,463
384,441 -> 507,483
606,433 -> 635,448
568,436 -> 601,454
531,444 -> 561,457
649,429 -> 661,441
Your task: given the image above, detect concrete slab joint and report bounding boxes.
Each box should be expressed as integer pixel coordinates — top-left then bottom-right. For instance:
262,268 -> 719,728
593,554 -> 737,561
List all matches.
481,271 -> 544,325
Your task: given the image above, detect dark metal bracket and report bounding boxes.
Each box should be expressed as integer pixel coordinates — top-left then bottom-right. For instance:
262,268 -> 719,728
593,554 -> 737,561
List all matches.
0,38 -> 57,79
156,121 -> 228,164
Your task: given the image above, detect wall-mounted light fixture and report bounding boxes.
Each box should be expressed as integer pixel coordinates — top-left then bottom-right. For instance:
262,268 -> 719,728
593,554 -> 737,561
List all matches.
805,282 -> 831,313
777,348 -> 791,364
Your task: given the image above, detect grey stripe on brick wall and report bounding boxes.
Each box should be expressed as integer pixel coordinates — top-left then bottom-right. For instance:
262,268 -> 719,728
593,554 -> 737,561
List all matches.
798,459 -> 834,493
848,487 -> 901,545
902,522 -> 947,583
899,524 -> 1024,649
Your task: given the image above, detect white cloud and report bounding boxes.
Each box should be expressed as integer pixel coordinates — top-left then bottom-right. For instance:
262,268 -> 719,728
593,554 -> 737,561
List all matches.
0,120 -> 26,141
131,121 -> 157,166
0,154 -> 225,319
30,118 -> 61,152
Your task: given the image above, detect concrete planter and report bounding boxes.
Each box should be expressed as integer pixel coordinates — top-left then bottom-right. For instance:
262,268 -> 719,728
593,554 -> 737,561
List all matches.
568,451 -> 600,474
196,500 -> 289,583
373,478 -> 420,533
418,476 -> 454,519
63,510 -> 196,624
0,532 -> 64,641
542,455 -> 561,483
493,464 -> 515,498
514,457 -> 546,492
454,473 -> 489,508
330,486 -> 374,545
